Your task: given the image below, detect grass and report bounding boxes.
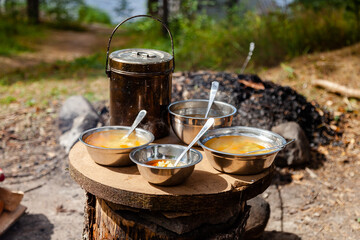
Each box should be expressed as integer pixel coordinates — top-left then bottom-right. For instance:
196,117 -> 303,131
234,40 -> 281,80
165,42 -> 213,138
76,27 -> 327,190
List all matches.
0,18 -> 45,56
0,52 -> 108,114
0,77 -> 109,115
0,53 -> 105,85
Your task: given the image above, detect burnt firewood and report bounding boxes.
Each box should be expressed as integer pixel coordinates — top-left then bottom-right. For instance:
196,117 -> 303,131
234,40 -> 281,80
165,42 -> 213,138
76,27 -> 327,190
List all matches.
172,71 -> 337,146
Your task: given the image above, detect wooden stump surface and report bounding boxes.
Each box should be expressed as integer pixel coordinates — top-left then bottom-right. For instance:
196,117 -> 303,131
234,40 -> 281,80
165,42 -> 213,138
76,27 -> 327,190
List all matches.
69,133 -> 274,212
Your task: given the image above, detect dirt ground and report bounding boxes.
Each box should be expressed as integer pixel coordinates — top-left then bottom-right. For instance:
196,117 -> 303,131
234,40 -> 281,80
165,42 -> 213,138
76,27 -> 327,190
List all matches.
1,28 -> 360,239
258,44 -> 360,240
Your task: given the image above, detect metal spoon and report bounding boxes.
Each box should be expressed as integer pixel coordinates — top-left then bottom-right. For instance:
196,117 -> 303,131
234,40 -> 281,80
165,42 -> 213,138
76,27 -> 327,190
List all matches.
244,139 -> 295,154
204,81 -> 219,118
174,118 -> 215,166
121,110 -> 147,140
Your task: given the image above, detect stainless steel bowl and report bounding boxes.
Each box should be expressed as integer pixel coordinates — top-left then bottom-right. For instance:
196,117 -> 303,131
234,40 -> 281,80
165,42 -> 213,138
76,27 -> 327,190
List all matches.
168,99 -> 237,145
198,126 -> 286,175
79,126 -> 154,167
129,144 -> 203,186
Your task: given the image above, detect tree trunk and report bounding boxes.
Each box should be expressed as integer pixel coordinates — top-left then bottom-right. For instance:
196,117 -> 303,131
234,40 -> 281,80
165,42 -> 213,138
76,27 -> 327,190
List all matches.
147,0 -> 158,16
27,0 -> 39,24
354,0 -> 360,41
162,0 -> 169,36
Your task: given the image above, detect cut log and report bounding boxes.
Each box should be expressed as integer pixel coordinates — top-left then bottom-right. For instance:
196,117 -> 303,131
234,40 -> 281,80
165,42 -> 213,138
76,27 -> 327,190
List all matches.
92,197 -> 250,240
0,187 -> 24,212
312,79 -> 360,99
69,141 -> 273,211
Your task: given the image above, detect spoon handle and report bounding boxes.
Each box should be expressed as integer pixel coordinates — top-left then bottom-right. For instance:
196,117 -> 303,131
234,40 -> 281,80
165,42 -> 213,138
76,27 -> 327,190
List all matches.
124,110 -> 147,138
174,118 -> 215,166
245,139 -> 295,154
205,81 -> 219,118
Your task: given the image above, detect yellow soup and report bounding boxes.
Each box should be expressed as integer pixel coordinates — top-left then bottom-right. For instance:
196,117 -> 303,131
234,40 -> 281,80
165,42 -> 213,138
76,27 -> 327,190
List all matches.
204,135 -> 270,154
85,130 -> 148,148
146,159 -> 185,167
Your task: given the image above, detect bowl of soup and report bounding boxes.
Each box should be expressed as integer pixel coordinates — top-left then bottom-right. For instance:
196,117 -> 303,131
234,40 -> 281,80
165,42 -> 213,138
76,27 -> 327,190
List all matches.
168,99 -> 236,145
198,126 -> 286,175
129,144 -> 202,186
79,126 -> 154,167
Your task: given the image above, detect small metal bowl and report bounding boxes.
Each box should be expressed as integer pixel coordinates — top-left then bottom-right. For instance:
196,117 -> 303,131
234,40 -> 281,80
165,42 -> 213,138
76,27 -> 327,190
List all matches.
198,126 -> 286,175
129,144 -> 203,186
168,99 -> 237,145
79,126 -> 154,167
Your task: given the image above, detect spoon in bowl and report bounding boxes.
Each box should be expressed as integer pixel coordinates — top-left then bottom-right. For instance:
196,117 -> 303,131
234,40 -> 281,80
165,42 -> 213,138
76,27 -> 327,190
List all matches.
121,110 -> 147,141
174,118 -> 215,166
204,81 -> 219,118
244,139 -> 295,154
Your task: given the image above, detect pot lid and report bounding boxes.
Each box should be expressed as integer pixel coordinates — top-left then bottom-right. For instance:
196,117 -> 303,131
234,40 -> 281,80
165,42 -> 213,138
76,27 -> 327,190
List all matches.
109,48 -> 174,76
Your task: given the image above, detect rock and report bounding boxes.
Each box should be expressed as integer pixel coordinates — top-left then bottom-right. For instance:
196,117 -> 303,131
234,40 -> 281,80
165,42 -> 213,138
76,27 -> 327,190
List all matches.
244,196 -> 270,239
58,96 -> 100,153
58,96 -> 99,133
271,122 -> 311,167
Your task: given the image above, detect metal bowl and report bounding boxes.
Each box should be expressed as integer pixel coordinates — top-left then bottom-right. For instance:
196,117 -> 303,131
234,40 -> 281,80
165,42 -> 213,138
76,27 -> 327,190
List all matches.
79,126 -> 154,167
129,144 -> 203,186
198,126 -> 286,175
168,99 -> 237,145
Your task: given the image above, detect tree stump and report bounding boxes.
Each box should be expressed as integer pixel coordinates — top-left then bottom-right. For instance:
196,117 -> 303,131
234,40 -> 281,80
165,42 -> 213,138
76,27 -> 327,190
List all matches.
69,134 -> 274,239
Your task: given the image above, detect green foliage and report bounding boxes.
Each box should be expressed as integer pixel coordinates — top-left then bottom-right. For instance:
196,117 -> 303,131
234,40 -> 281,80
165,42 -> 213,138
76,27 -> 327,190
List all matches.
122,3 -> 359,71
293,0 -> 345,10
25,99 -> 36,107
84,91 -> 98,102
0,17 -> 45,56
41,1 -> 111,29
281,63 -> 296,79
0,96 -> 17,104
78,5 -> 111,25
0,1 -> 110,56
42,0 -> 84,23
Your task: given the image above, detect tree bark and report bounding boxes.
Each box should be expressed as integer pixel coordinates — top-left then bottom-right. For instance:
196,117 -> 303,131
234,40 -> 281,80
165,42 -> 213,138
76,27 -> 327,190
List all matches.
27,0 -> 39,24
147,0 -> 158,16
354,0 -> 360,41
90,197 -> 250,239
162,0 -> 169,36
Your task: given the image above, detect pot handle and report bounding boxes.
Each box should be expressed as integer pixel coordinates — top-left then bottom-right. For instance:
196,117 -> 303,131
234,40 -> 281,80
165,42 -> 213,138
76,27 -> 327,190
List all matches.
105,15 -> 175,77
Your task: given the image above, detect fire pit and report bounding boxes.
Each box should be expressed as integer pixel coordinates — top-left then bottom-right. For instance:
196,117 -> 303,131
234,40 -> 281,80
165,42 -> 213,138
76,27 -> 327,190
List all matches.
172,71 -> 337,146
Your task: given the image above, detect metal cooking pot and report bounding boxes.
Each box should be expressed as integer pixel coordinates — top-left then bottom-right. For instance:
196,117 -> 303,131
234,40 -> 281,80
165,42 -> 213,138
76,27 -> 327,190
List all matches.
105,15 -> 175,139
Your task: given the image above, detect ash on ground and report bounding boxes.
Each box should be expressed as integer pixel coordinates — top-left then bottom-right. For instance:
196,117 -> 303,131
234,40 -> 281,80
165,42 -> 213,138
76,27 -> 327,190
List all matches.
172,71 -> 338,146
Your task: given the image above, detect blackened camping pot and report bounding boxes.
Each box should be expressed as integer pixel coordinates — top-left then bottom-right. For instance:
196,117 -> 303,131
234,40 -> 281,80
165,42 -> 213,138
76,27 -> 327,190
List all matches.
105,15 -> 174,139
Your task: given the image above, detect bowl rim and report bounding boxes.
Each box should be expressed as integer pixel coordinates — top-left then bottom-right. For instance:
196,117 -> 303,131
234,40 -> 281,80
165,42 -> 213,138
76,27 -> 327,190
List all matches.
129,144 -> 203,169
79,125 -> 155,151
168,99 -> 237,120
198,126 -> 287,157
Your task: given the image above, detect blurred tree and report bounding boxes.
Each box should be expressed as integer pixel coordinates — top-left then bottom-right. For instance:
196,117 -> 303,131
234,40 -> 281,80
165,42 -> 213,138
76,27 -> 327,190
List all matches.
27,0 -> 39,24
292,0 -> 343,10
144,0 -> 169,36
162,0 -> 169,35
147,0 -> 158,16
294,0 -> 360,40
43,0 -> 84,23
115,0 -> 134,19
347,0 -> 360,40
4,0 -> 19,19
